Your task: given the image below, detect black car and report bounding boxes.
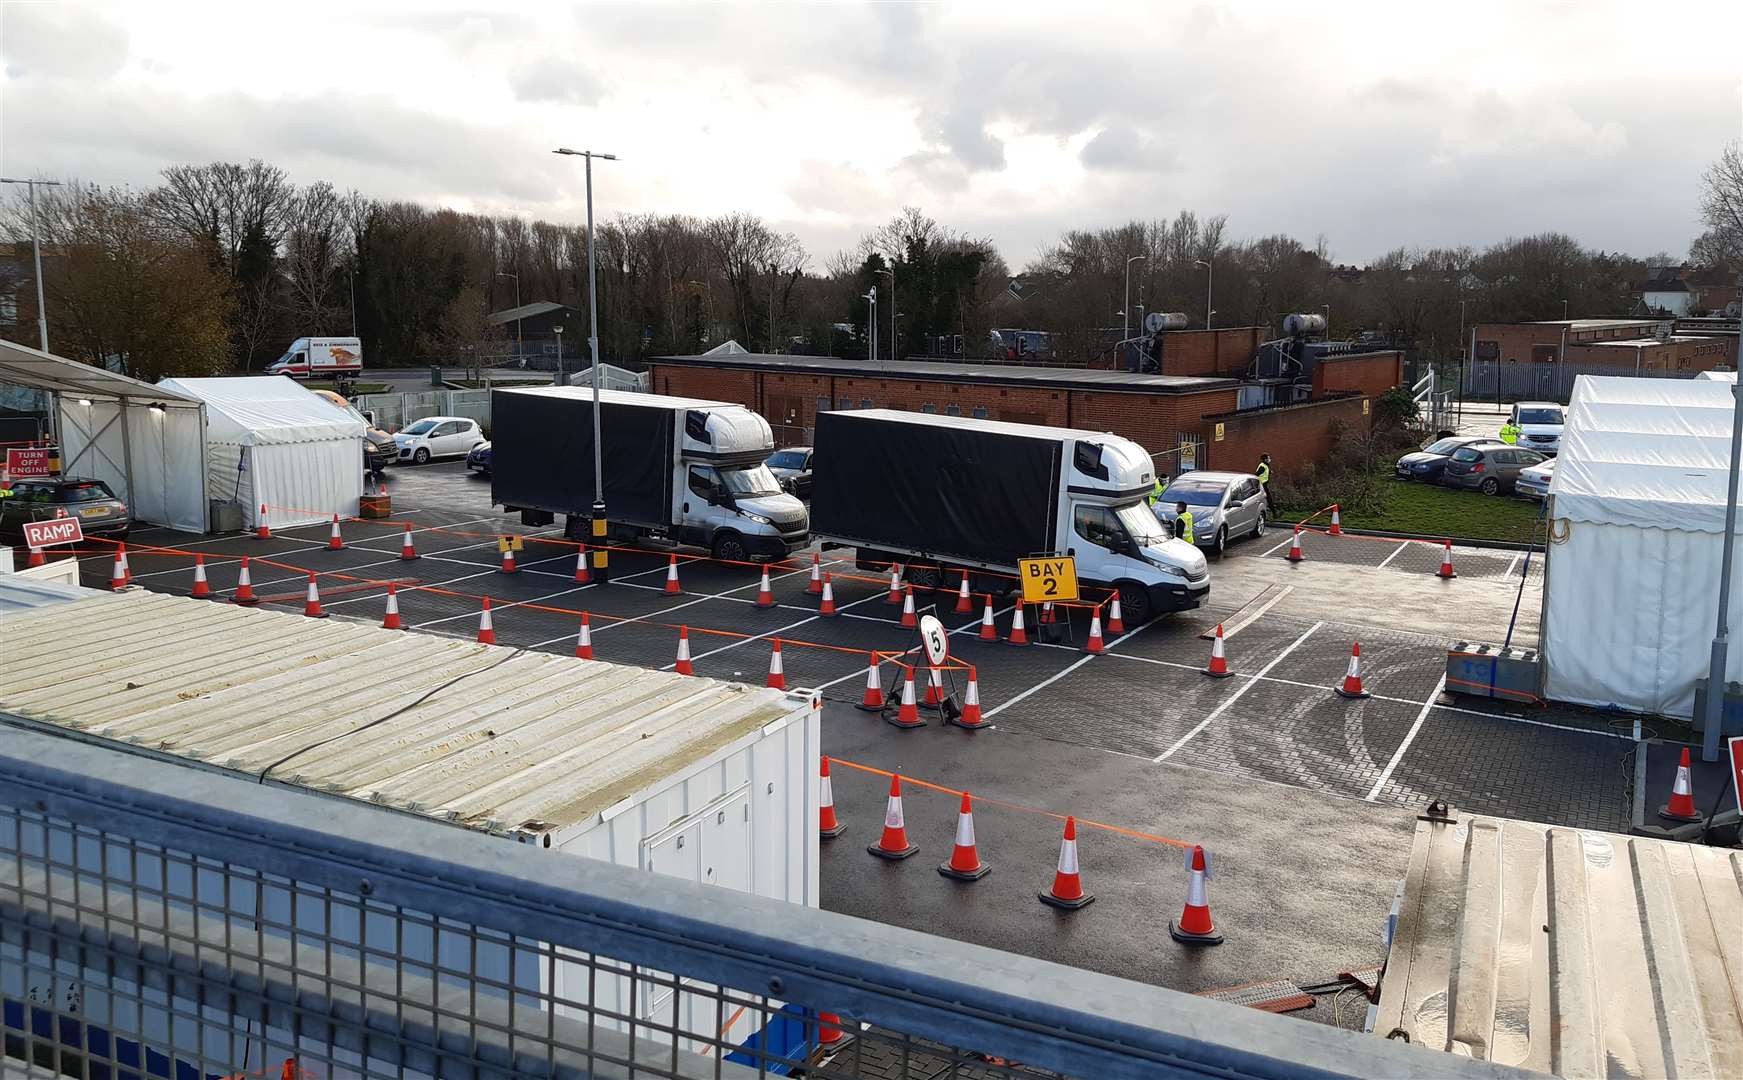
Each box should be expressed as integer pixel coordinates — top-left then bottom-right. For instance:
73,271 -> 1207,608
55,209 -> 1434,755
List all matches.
1395,436 -> 1490,482
466,440 -> 492,476
0,477 -> 131,540
766,446 -> 813,498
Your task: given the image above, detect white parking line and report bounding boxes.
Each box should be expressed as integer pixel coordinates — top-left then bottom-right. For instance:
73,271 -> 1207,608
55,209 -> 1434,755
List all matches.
1366,675 -> 1445,801
1208,585 -> 1292,641
1504,552 -> 1521,578
1154,620 -> 1323,761
979,614 -> 1156,721
1376,541 -> 1411,570
800,603 -> 1021,693
1259,531 -> 1299,557
659,591 -> 888,669
111,515 -> 512,582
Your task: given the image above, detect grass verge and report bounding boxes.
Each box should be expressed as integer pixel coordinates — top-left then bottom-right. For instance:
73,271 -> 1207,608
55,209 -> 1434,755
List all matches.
1276,472 -> 1544,544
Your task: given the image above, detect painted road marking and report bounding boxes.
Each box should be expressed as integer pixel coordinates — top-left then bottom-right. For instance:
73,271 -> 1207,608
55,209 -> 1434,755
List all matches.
1376,542 -> 1411,570
1198,584 -> 1292,641
1366,675 -> 1445,801
1154,621 -> 1323,761
1259,531 -> 1299,557
111,515 -> 517,583
980,615 -> 1159,721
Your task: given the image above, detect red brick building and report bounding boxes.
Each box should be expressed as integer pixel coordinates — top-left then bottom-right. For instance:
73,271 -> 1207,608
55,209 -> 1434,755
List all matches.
1472,318 -> 1736,372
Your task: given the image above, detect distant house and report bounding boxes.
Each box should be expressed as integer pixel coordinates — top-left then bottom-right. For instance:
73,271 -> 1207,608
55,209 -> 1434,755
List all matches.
1638,278 -> 1692,316
486,302 -> 584,361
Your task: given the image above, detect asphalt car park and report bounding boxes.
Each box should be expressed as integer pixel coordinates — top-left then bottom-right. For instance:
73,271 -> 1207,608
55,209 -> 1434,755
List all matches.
68,460 -> 1637,1007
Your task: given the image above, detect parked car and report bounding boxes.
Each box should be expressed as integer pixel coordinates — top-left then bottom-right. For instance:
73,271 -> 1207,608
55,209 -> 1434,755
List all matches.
1514,457 -> 1556,500
310,388 -> 396,474
1441,443 -> 1549,496
1509,401 -> 1565,455
1153,471 -> 1269,555
466,440 -> 492,476
393,416 -> 486,464
0,477 -> 130,541
1395,436 -> 1490,482
766,446 -> 813,498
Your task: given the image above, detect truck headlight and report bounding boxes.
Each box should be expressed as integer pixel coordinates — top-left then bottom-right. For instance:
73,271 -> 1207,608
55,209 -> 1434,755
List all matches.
743,513 -> 771,526
1153,560 -> 1189,580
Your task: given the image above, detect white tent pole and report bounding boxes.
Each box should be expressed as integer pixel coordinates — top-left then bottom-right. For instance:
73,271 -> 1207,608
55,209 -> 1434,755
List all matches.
119,401 -> 135,513
199,405 -> 210,532
1703,370 -> 1743,762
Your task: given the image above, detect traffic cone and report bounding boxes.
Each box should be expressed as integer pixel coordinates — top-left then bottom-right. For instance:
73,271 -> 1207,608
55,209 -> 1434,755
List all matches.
889,668 -> 924,729
1169,845 -> 1224,945
920,664 -> 945,710
574,545 -> 591,584
938,792 -> 990,880
1205,623 -> 1233,679
948,668 -> 988,730
899,585 -> 918,628
817,1012 -> 846,1049
1660,748 -> 1703,822
476,597 -> 496,644
117,544 -> 130,586
399,523 -> 418,561
1006,603 -> 1029,646
108,548 -> 127,591
978,595 -> 998,640
855,654 -> 885,711
327,514 -> 344,550
819,573 -> 837,615
664,554 -> 682,595
575,613 -> 594,659
1106,594 -> 1126,634
1335,641 -> 1370,699
1041,601 -> 1055,625
954,571 -> 973,613
256,504 -> 271,540
303,574 -> 327,618
1086,610 -> 1106,654
807,552 -> 823,595
381,583 -> 402,629
674,625 -> 694,674
233,557 -> 259,605
885,564 -> 902,604
1437,540 -> 1457,579
819,756 -> 847,838
1329,506 -> 1342,536
190,554 -> 210,598
1039,816 -> 1094,910
1287,527 -> 1304,562
25,544 -> 43,568
756,566 -> 774,608
866,774 -> 918,860
500,544 -> 518,574
766,638 -> 787,690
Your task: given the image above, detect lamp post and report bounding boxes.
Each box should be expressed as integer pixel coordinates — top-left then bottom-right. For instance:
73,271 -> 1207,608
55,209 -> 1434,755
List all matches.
0,177 -> 64,353
552,325 -> 564,385
874,267 -> 894,362
553,146 -> 617,582
1701,276 -> 1743,763
863,286 -> 878,367
1194,258 -> 1213,330
1123,256 -> 1147,348
496,271 -> 522,353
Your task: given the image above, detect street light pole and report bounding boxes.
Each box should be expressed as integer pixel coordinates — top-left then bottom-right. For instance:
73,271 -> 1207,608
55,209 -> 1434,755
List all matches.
1322,303 -> 1331,338
554,147 -> 617,582
1123,255 -> 1147,353
0,177 -> 64,353
1194,258 -> 1213,330
497,271 -> 522,351
873,268 -> 894,362
864,287 -> 878,368
1701,274 -> 1743,763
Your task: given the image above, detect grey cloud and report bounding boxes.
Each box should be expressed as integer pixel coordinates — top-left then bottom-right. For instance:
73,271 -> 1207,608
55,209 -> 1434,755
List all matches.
1357,77 -> 1443,108
509,56 -> 605,105
0,1 -> 129,81
929,105 -> 1005,172
1081,126 -> 1177,172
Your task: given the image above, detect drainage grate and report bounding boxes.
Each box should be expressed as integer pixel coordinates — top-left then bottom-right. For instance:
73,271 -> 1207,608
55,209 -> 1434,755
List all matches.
1194,977 -> 1315,1013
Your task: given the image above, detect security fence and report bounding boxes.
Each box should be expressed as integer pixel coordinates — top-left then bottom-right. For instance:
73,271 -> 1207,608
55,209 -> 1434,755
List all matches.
1459,357 -> 1692,404
354,390 -> 491,433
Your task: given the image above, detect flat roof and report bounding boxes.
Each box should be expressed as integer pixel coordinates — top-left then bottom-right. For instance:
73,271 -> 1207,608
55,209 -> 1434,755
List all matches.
1582,336 -> 1711,347
1524,318 -> 1663,330
652,353 -> 1240,394
829,407 -> 1136,444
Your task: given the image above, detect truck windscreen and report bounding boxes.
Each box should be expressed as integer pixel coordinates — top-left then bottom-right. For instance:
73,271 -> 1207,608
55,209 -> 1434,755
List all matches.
719,464 -> 783,497
1114,501 -> 1168,546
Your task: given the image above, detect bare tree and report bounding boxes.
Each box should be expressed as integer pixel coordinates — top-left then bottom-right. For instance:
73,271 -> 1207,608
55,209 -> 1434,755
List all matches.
1694,142 -> 1743,269
704,213 -> 805,348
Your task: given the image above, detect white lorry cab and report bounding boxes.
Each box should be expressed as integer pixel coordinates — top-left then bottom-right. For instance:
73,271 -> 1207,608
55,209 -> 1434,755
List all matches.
266,336 -> 364,378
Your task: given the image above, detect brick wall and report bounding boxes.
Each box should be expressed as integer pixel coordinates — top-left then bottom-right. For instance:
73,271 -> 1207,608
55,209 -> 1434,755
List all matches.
1472,320 -> 1666,364
1158,327 -> 1262,376
651,365 -> 756,407
1203,396 -> 1372,481
1070,389 -> 1239,451
1567,338 -> 1734,373
1312,351 -> 1402,399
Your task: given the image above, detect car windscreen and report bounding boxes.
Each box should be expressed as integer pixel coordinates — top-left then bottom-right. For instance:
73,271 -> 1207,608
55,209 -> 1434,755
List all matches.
718,464 -> 784,497
767,451 -> 807,470
1159,479 -> 1226,506
1423,438 -> 1465,454
1451,447 -> 1484,462
401,419 -> 437,435
55,482 -> 116,503
1518,408 -> 1563,425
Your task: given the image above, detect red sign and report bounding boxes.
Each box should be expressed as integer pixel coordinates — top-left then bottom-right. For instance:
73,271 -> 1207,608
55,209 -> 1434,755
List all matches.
22,517 -> 83,549
5,446 -> 59,477
1730,737 -> 1743,817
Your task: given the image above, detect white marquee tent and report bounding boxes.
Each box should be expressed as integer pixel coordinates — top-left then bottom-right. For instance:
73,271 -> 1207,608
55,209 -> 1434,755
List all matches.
1544,375 -> 1741,717
158,377 -> 365,530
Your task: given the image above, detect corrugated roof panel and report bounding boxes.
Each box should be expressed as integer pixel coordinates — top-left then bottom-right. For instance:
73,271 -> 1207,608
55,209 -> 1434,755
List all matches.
1377,813 -> 1743,1078
0,590 -> 802,835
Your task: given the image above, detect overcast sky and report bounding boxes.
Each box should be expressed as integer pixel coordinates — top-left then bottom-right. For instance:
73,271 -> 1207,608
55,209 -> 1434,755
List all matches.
3,0 -> 1741,269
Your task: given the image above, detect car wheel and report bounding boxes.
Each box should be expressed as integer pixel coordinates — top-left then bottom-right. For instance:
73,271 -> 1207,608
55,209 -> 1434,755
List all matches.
413,447 -> 431,465
1480,477 -> 1500,496
1117,582 -> 1151,626
711,531 -> 748,564
1209,526 -> 1227,556
1252,515 -> 1266,539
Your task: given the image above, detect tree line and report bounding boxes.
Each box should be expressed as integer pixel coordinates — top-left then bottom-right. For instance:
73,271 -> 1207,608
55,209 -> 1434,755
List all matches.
3,151 -> 1738,381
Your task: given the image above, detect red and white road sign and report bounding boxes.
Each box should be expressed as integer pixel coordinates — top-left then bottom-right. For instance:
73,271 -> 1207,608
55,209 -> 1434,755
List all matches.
6,446 -> 59,478
22,517 -> 84,549
1729,736 -> 1743,817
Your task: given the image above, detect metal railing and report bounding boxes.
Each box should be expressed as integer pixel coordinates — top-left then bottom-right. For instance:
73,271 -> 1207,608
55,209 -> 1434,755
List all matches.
0,727 -> 1531,1080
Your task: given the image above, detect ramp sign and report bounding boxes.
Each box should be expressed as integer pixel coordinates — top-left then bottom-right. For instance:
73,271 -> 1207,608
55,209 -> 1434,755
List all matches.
1019,555 -> 1078,603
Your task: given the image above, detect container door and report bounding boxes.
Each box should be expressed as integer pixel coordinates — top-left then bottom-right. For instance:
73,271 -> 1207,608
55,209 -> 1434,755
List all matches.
700,788 -> 752,893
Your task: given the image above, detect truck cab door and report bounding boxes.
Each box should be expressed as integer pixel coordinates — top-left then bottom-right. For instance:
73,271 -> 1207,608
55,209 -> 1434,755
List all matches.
679,466 -> 719,545
1068,503 -> 1141,586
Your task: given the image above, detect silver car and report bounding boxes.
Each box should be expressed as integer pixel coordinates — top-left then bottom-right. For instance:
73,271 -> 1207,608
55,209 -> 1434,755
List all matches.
1154,471 -> 1269,555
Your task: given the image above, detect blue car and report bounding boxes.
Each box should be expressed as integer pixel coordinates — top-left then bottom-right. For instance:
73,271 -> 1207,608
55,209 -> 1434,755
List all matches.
465,440 -> 492,475
1395,436 -> 1489,483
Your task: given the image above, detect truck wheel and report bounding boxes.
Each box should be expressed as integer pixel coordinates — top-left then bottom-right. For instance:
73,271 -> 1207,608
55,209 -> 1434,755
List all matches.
905,563 -> 943,590
1117,583 -> 1151,627
712,532 -> 748,565
413,448 -> 430,465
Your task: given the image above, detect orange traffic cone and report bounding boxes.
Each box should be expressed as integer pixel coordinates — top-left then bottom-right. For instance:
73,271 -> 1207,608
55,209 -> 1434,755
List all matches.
1039,816 -> 1094,910
108,548 -> 127,591
256,504 -> 271,540
819,756 -> 847,838
766,638 -> 787,690
233,557 -> 259,605
1006,603 -> 1029,646
755,566 -> 774,607
819,573 -> 837,615
1041,601 -> 1056,626
920,664 -> 945,710
476,597 -> 497,644
1287,527 -> 1304,562
303,574 -> 328,618
949,667 -> 988,729
117,544 -> 130,586
399,523 -> 418,560
574,545 -> 591,583
856,654 -> 886,711
189,554 -> 210,598
1169,844 -> 1224,945
674,625 -> 694,674
1335,641 -> 1370,699
890,667 -> 923,729
1106,594 -> 1126,634
807,552 -> 823,595
500,543 -> 518,574
817,1012 -> 847,1049
1205,623 -> 1233,678
899,585 -> 917,628
1329,506 -> 1342,536
1437,540 -> 1457,579
938,792 -> 990,880
1660,748 -> 1703,822
885,564 -> 903,604
381,583 -> 402,629
978,595 -> 998,640
327,515 -> 344,550
25,544 -> 43,568
866,774 -> 918,860
1086,610 -> 1106,654
954,571 -> 973,613
664,554 -> 682,595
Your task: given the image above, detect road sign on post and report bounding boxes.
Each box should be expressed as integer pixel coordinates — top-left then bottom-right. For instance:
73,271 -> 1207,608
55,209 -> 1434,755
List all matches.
1019,555 -> 1078,604
22,517 -> 83,549
918,614 -> 949,666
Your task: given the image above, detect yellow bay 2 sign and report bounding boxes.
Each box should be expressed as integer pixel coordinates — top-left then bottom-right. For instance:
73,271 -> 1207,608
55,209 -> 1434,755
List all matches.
1019,555 -> 1078,604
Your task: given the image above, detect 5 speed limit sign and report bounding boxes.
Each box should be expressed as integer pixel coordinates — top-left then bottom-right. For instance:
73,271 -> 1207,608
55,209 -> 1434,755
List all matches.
1019,555 -> 1078,604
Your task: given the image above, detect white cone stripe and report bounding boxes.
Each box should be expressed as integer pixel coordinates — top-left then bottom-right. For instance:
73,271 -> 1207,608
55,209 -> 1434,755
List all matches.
1673,768 -> 1692,796
770,651 -> 784,674
238,566 -> 252,585
1212,636 -> 1226,659
1057,839 -> 1079,875
306,581 -> 319,602
865,663 -> 880,688
901,677 -> 916,703
193,564 -> 207,582
955,812 -> 975,847
479,609 -> 493,630
821,776 -> 835,805
1011,607 -> 1026,629
1346,654 -> 1360,678
677,639 -> 691,660
1111,598 -> 1122,619
1187,871 -> 1207,907
1090,614 -> 1103,635
928,667 -> 943,688
884,796 -> 904,829
965,680 -> 979,705
385,593 -> 399,614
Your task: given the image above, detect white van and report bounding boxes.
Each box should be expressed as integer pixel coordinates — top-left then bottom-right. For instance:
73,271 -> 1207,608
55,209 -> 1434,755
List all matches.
1509,401 -> 1564,455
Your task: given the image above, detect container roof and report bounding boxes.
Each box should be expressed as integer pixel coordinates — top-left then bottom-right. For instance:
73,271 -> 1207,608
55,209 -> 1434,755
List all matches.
0,338 -> 203,407
157,376 -> 366,445
0,589 -> 803,838
498,384 -> 738,412
651,352 -> 1240,394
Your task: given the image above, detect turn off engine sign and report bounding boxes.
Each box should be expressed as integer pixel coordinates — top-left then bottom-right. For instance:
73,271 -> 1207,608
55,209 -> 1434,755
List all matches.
23,517 -> 83,549
1019,555 -> 1078,603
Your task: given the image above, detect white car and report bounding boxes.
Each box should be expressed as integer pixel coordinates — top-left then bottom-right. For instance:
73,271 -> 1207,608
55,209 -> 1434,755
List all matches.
1514,457 -> 1555,500
1510,401 -> 1564,455
394,416 -> 486,464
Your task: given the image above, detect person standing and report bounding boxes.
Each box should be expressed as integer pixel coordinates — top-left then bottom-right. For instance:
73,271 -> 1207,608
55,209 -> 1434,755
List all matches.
1174,501 -> 1196,545
1499,419 -> 1520,445
1255,453 -> 1272,495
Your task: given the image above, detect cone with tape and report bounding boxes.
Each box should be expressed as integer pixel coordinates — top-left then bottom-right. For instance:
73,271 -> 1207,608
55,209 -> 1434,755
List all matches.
399,523 -> 418,560
766,638 -> 787,690
889,667 -> 924,729
256,504 -> 271,540
117,544 -> 130,585
500,543 -> 518,574
1329,506 -> 1343,536
327,514 -> 344,550
1169,845 -> 1224,945
1038,816 -> 1094,910
233,557 -> 259,605
756,566 -> 774,608
189,554 -> 210,598
1041,600 -> 1056,625
25,544 -> 44,568
108,548 -> 127,591
303,574 -> 328,618
476,596 -> 496,644
855,654 -> 886,711
920,664 -> 945,710
1659,748 -> 1703,822
866,774 -> 919,860
1006,603 -> 1029,646
1086,610 -> 1105,654
978,594 -> 998,640
1335,641 -> 1370,699
818,756 -> 847,838
674,625 -> 694,675
1205,623 -> 1233,678
663,553 -> 682,595
1106,594 -> 1126,634
574,544 -> 591,583
938,792 -> 990,880
948,667 -> 988,729
885,564 -> 903,604
1286,526 -> 1304,562
807,552 -> 823,595
380,582 -> 403,629
575,613 -> 594,659
954,571 -> 973,613
1437,540 -> 1457,580
819,573 -> 838,615
899,585 -> 917,628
